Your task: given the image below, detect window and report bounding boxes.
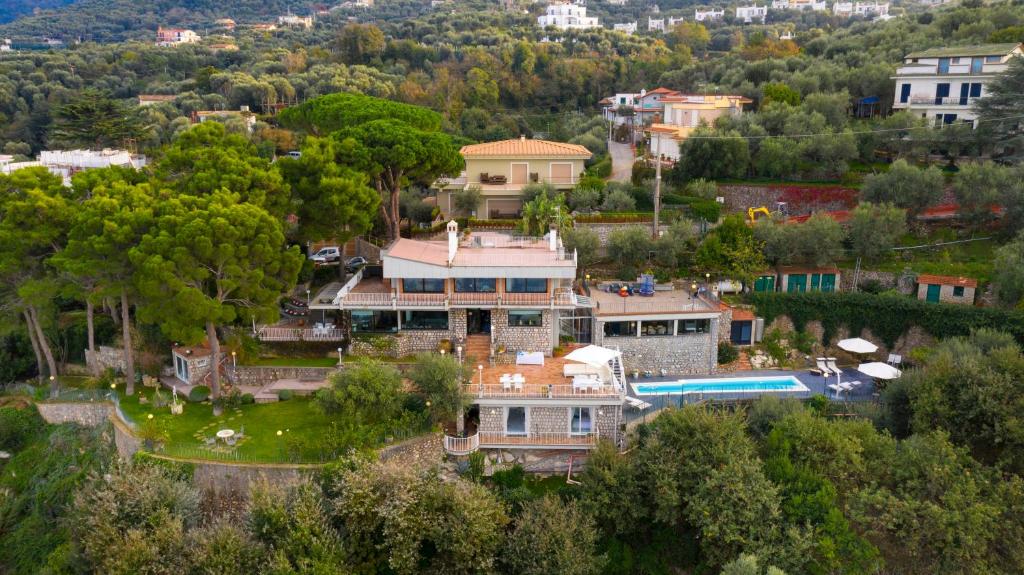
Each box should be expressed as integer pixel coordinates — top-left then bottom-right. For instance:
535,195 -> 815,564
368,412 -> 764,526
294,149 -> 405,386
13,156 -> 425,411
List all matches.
899,84 -> 910,104
174,355 -> 189,382
455,278 -> 496,293
937,58 -> 950,74
603,321 -> 637,337
402,278 -> 444,293
508,310 -> 543,327
953,286 -> 965,297
401,310 -> 449,330
505,278 -> 547,293
351,310 -> 398,333
970,57 -> 983,74
680,319 -> 710,334
641,320 -> 673,336
506,407 -> 527,436
969,83 -> 982,98
950,57 -> 960,64
985,55 -> 1001,63
935,82 -> 950,104
571,407 -> 593,434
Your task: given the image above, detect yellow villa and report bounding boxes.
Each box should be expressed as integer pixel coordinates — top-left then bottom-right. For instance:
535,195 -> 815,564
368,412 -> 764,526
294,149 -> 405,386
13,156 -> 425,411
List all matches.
433,137 -> 592,219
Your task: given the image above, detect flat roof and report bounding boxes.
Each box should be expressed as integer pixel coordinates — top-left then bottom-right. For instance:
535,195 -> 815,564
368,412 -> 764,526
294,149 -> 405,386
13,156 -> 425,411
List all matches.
905,43 -> 1020,59
590,287 -> 718,317
386,234 -> 576,269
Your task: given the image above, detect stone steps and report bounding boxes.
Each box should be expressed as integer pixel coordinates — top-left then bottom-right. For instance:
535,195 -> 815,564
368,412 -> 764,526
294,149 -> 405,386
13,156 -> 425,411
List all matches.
463,335 -> 491,363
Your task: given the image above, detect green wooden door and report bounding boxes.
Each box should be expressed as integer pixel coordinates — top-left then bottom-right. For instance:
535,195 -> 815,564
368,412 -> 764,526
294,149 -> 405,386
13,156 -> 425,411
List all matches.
810,274 -> 821,291
787,274 -> 807,293
820,274 -> 836,293
925,284 -> 940,303
754,275 -> 775,292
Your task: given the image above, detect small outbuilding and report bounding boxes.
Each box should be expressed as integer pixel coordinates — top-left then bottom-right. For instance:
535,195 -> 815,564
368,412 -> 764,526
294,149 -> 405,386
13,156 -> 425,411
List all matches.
916,274 -> 977,305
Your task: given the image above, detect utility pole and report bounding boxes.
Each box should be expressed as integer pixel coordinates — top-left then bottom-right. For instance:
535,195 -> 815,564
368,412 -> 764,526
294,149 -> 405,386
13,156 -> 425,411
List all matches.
652,132 -> 662,239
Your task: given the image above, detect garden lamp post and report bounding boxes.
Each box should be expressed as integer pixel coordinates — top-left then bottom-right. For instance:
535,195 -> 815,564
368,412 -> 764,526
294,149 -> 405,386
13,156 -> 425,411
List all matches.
456,345 -> 463,363
478,364 -> 484,392
306,288 -> 310,306
336,347 -> 343,366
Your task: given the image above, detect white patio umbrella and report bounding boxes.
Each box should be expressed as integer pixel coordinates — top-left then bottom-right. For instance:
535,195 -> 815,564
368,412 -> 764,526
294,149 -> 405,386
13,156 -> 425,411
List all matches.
838,338 -> 879,355
857,362 -> 901,380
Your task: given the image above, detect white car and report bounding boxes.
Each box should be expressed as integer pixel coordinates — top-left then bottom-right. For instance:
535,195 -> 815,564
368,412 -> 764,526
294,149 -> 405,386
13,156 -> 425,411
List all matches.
310,246 -> 341,264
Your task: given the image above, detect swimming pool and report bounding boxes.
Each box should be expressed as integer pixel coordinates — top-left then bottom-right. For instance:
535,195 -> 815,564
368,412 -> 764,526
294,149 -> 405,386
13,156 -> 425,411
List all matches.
633,376 -> 809,396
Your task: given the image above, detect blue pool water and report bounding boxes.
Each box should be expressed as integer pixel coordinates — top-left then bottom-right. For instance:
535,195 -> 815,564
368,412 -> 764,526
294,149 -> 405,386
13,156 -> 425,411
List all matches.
633,376 -> 808,396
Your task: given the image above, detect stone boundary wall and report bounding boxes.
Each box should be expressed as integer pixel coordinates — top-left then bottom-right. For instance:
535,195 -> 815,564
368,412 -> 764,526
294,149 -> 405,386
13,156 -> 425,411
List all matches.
379,432 -> 444,469
86,345 -> 126,373
765,315 -> 936,357
838,269 -> 916,295
36,402 -> 114,426
576,222 -> 668,250
233,366 -> 337,387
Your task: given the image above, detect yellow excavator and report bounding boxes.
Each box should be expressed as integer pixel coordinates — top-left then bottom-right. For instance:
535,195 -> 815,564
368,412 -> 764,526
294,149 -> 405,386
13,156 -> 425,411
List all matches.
747,206 -> 772,224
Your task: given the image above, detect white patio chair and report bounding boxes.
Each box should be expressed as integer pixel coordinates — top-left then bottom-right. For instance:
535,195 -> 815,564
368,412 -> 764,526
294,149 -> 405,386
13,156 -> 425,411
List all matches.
825,358 -> 841,375
500,374 -> 512,391
816,358 -> 835,376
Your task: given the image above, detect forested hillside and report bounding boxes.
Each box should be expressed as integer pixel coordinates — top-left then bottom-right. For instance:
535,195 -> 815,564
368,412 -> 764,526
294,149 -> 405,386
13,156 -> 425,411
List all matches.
0,0 -> 318,41
0,0 -> 77,25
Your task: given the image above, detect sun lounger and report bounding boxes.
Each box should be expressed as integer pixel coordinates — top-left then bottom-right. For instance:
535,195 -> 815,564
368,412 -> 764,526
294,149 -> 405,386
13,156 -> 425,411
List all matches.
816,358 -> 835,376
624,396 -> 652,410
825,358 -> 841,375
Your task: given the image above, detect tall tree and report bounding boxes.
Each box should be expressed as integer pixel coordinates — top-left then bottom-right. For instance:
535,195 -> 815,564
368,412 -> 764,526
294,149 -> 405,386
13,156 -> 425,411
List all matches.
53,179 -> 153,393
50,90 -> 149,148
861,160 -> 944,217
132,194 -> 302,398
277,137 -> 379,280
0,167 -> 75,394
974,56 -> 1024,162
336,119 -> 462,241
154,122 -> 292,220
847,202 -> 906,261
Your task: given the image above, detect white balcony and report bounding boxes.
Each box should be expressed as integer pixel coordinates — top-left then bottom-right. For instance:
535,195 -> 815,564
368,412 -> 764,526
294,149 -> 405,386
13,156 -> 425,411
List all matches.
257,327 -> 345,341
478,431 -> 598,448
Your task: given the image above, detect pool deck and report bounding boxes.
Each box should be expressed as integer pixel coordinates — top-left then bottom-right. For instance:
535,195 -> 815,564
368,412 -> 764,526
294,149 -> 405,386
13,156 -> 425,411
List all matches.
623,368 -> 877,420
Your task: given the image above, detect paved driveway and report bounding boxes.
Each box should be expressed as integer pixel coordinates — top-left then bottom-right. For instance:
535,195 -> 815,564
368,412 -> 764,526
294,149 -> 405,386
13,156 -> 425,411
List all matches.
608,139 -> 634,183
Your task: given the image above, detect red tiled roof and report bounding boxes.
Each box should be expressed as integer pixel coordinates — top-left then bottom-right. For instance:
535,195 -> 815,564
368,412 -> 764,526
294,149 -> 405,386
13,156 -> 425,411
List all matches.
917,274 -> 977,288
731,309 -> 756,321
386,238 -> 449,266
460,138 -> 592,158
645,87 -> 680,95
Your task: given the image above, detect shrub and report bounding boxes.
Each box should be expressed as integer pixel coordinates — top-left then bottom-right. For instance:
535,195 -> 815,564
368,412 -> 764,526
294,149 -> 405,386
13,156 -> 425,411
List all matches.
151,389 -> 167,408
569,186 -> 602,212
717,342 -> 739,365
0,407 -> 41,451
188,386 -> 211,403
491,464 -> 526,490
467,450 -> 486,482
278,389 -> 294,401
241,393 -> 255,404
602,189 -> 637,212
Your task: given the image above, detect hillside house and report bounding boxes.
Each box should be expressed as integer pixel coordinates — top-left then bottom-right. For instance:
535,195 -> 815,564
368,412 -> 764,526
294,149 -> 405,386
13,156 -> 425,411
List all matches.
156,27 -> 200,46
916,274 -> 977,304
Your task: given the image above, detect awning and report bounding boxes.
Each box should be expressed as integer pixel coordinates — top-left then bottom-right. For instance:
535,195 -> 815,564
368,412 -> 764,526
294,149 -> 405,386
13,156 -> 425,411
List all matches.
838,338 -> 878,354
857,362 -> 901,380
565,345 -> 622,368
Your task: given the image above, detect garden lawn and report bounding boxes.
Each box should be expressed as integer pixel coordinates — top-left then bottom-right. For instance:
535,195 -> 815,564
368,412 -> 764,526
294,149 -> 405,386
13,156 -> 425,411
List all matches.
843,232 -> 996,282
116,384 -> 341,462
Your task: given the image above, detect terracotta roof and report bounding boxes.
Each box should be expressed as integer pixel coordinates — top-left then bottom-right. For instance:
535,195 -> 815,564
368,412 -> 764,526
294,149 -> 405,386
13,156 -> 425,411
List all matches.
661,94 -> 753,105
460,138 -> 592,158
731,309 -> 756,321
645,87 -> 679,95
917,274 -> 977,288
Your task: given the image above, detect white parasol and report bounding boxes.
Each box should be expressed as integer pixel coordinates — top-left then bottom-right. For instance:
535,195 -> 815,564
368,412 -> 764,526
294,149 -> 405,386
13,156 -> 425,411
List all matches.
838,338 -> 879,355
857,362 -> 901,380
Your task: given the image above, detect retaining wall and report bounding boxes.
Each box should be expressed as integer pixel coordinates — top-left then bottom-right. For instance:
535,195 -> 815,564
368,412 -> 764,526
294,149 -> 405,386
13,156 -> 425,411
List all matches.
36,401 -> 113,426
232,366 -> 337,387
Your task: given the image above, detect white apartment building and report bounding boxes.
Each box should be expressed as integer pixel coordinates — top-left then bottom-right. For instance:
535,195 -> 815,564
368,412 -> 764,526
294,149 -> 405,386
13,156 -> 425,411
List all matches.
771,0 -> 827,10
613,22 -> 638,34
736,5 -> 768,22
891,43 -> 1023,128
668,16 -> 686,26
155,27 -> 200,47
608,0 -> 628,5
537,3 -> 601,30
1,149 -> 147,185
832,1 -> 889,17
694,7 -> 725,21
277,14 -> 314,28
648,17 -> 665,31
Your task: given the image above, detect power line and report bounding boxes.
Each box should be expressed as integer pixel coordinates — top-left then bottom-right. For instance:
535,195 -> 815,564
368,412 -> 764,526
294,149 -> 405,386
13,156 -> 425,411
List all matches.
675,114 -> 1024,140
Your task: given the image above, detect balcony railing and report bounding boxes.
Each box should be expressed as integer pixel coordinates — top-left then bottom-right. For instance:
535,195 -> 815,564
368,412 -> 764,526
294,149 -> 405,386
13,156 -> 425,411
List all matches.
339,289 -> 579,309
466,383 -> 622,399
257,327 -> 345,341
478,431 -> 599,447
443,434 -> 480,455
907,96 -> 979,106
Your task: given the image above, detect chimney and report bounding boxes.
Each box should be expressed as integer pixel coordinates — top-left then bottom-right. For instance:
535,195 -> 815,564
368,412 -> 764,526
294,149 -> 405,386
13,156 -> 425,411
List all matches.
447,220 -> 459,263
549,225 -> 557,252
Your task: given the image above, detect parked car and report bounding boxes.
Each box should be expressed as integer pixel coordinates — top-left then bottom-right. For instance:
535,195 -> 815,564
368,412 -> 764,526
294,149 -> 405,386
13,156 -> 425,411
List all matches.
345,256 -> 368,273
310,246 -> 341,264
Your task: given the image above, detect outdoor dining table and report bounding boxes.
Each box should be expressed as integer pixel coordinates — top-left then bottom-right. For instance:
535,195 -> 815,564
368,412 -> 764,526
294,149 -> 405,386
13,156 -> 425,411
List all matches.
215,429 -> 235,444
573,375 -> 602,393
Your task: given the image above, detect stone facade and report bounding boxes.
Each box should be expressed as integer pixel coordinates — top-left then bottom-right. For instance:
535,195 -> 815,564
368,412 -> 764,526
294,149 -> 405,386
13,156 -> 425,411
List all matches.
86,345 -> 126,373
765,315 -> 936,358
36,401 -> 114,426
378,432 -> 444,469
491,308 -> 555,355
916,282 -> 976,305
232,366 -> 337,387
530,406 -> 569,434
718,307 -> 732,343
477,404 -> 622,445
595,405 -> 620,443
840,269 -> 916,295
594,318 -> 719,375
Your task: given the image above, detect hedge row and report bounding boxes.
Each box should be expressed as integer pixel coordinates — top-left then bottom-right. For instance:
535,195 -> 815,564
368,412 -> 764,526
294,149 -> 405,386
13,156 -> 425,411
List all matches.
748,291 -> 1024,346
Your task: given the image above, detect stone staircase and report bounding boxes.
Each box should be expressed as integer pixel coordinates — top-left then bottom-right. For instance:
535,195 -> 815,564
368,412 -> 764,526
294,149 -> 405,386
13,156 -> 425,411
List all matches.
463,334 -> 491,364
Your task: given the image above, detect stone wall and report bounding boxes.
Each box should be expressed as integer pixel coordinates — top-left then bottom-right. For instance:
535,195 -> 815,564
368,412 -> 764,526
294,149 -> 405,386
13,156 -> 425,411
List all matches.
595,405 -> 620,444
600,331 -> 717,375
765,315 -> 936,358
232,366 -> 337,387
530,406 -> 569,434
491,309 -> 554,355
839,269 -> 916,295
479,406 -> 504,433
36,401 -> 114,426
718,308 -> 732,344
86,345 -> 126,373
576,222 -> 667,251
379,432 -> 443,469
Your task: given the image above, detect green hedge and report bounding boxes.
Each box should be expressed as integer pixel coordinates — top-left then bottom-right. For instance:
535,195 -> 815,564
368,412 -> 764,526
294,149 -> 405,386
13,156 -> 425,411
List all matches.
749,291 -> 1024,346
